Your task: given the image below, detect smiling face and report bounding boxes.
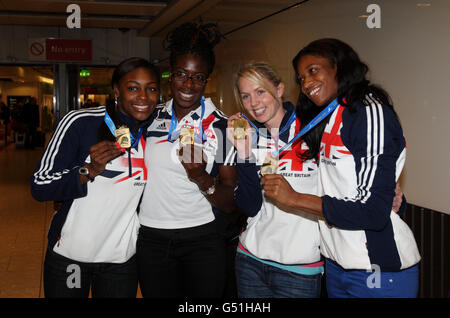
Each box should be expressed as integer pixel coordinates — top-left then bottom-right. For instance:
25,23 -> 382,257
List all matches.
170,53 -> 208,116
296,54 -> 339,107
114,67 -> 159,122
238,76 -> 285,130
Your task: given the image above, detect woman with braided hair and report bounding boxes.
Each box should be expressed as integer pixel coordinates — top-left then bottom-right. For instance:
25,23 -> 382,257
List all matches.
136,22 -> 237,298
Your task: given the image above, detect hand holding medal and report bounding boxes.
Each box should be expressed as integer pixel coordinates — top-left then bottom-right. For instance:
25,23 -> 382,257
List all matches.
232,118 -> 247,140
261,173 -> 296,209
115,125 -> 131,148
84,140 -> 125,181
177,126 -> 207,182
178,127 -> 195,147
260,153 -> 279,175
227,113 -> 278,172
104,111 -> 142,150
178,142 -> 208,182
226,113 -> 254,160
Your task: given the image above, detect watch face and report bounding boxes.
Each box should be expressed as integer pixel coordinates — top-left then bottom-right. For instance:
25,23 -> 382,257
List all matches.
206,184 -> 216,195
79,167 -> 89,176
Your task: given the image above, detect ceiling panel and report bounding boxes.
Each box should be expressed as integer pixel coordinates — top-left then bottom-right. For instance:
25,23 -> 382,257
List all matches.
0,0 -> 167,15
0,0 -> 167,29
0,13 -> 151,29
0,0 -> 309,35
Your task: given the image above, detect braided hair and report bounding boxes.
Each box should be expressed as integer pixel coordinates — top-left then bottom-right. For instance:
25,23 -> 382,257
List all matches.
164,22 -> 223,75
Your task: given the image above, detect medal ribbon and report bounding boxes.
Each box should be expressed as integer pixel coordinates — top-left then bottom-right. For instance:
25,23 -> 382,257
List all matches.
240,99 -> 338,157
167,96 -> 207,144
104,111 -> 142,148
273,98 -> 339,156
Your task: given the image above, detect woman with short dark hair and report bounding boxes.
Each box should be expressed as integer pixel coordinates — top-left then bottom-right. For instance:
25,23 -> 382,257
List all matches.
31,57 -> 160,298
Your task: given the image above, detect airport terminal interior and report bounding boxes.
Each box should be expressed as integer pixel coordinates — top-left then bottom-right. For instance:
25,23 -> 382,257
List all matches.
0,0 -> 449,298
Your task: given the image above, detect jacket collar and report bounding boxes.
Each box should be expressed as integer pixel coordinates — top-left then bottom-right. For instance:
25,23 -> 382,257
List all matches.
163,97 -> 216,122
116,109 -> 152,136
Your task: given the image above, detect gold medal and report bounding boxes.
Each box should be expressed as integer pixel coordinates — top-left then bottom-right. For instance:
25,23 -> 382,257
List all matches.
115,126 -> 131,148
232,118 -> 247,140
260,153 -> 278,175
179,127 -> 195,147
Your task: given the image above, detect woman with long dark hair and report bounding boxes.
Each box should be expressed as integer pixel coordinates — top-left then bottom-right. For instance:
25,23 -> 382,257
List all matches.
261,38 -> 420,297
136,22 -> 237,298
31,57 -> 160,297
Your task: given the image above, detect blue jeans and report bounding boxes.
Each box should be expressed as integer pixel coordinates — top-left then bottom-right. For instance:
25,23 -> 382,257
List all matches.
325,258 -> 419,298
44,248 -> 138,298
235,252 -> 322,298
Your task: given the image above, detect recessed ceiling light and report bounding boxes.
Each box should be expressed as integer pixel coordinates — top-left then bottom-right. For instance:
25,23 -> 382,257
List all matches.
417,3 -> 431,7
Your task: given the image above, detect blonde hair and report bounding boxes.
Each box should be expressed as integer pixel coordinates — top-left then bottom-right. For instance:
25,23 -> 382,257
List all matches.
234,61 -> 283,110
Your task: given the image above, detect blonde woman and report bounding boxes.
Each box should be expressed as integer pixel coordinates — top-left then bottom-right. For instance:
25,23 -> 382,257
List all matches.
227,61 -> 405,298
227,62 -> 323,298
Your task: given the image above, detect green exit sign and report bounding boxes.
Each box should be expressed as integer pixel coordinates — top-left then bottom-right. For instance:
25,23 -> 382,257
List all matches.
80,69 -> 91,77
161,71 -> 170,79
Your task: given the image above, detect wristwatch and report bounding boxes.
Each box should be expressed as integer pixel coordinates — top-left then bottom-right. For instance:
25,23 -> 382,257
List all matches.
79,166 -> 95,182
201,177 -> 217,196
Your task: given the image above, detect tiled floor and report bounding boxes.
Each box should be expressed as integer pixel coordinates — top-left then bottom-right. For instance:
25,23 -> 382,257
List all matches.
0,141 -> 146,298
0,143 -> 51,298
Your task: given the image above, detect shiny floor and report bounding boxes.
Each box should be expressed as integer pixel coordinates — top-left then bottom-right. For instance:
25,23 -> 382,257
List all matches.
0,142 -> 145,298
0,143 -> 49,297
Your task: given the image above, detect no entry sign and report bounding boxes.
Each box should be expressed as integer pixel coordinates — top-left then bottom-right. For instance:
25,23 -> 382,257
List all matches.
28,38 -> 92,62
46,39 -> 92,61
28,38 -> 46,61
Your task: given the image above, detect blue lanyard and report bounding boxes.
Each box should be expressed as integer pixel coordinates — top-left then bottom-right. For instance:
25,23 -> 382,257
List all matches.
167,96 -> 207,144
274,98 -> 339,156
104,111 -> 142,148
240,99 -> 339,156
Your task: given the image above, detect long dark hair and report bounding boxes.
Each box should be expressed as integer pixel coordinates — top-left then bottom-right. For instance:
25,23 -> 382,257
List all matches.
97,57 -> 160,142
292,38 -> 395,160
164,22 -> 223,75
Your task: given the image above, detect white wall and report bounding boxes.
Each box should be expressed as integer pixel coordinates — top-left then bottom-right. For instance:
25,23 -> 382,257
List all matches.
208,0 -> 450,214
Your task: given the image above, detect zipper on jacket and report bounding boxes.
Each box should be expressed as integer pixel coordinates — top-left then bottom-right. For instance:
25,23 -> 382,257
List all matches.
128,149 -> 132,177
